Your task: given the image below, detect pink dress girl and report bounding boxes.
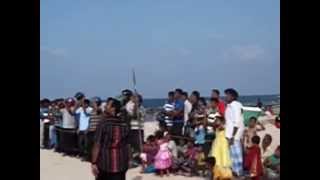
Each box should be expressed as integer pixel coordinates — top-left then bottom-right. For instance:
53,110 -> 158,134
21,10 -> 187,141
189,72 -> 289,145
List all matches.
154,139 -> 172,171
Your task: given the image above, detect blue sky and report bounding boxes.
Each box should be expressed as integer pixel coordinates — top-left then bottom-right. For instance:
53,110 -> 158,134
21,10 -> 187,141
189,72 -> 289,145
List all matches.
41,0 -> 279,99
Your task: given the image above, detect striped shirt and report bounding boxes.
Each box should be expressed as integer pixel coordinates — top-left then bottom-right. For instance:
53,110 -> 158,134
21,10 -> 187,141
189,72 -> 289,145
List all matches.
87,112 -> 103,132
94,117 -> 130,173
163,103 -> 174,127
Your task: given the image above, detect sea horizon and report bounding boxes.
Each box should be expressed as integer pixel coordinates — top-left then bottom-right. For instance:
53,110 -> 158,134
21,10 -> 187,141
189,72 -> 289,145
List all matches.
143,94 -> 280,108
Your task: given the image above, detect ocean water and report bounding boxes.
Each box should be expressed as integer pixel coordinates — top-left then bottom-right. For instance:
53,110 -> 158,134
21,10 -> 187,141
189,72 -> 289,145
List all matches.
142,94 -> 280,108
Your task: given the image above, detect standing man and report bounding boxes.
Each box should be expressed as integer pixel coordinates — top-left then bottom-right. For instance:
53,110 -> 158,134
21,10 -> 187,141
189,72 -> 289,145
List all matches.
224,88 -> 245,177
167,89 -> 185,136
61,98 -> 77,129
211,89 -> 226,116
87,97 -> 103,161
75,99 -> 93,161
91,99 -> 130,180
126,94 -> 145,154
182,91 -> 192,134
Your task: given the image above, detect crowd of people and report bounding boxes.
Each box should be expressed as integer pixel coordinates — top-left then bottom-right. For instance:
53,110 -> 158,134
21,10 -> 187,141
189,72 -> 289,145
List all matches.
40,88 -> 280,180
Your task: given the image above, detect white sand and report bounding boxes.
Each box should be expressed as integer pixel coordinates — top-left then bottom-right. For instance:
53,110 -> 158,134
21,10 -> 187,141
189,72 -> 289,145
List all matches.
41,120 -> 279,180
40,149 -> 203,180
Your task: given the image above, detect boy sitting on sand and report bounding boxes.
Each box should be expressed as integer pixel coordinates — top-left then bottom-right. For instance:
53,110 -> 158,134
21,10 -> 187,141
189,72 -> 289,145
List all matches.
140,135 -> 158,173
263,146 -> 280,180
173,139 -> 197,176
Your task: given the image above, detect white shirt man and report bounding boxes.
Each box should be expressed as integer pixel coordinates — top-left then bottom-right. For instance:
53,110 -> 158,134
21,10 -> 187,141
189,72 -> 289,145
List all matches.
61,108 -> 76,129
225,101 -> 245,141
224,97 -> 245,176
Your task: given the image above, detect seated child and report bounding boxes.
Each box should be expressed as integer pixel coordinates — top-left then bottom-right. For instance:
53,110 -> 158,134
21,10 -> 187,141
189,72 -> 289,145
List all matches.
172,138 -> 188,173
263,146 -> 280,180
261,134 -> 273,162
140,135 -> 158,173
166,132 -> 178,159
181,140 -> 198,176
195,145 -> 206,176
244,117 -> 265,149
177,138 -> 188,155
173,139 -> 197,176
154,131 -> 173,177
244,135 -> 263,180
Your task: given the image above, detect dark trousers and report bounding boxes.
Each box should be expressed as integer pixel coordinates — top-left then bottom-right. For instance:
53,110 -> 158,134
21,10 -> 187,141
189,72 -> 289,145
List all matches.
78,131 -> 87,157
171,123 -> 183,137
86,131 -> 96,161
128,129 -> 144,154
96,171 -> 126,180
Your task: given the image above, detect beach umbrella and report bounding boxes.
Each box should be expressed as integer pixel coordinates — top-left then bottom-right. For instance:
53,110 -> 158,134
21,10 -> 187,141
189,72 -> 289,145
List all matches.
242,106 -> 262,126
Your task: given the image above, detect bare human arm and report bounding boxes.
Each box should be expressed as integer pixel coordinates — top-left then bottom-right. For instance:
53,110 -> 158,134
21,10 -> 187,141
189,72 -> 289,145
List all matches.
256,121 -> 266,131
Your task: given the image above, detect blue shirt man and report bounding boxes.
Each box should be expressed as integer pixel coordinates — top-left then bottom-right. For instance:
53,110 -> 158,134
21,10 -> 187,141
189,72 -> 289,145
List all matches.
169,89 -> 185,136
173,99 -> 184,124
75,99 -> 93,159
76,106 -> 93,131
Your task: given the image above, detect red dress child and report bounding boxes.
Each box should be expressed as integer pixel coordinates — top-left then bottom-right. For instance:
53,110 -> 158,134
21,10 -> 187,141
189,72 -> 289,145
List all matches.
244,144 -> 263,180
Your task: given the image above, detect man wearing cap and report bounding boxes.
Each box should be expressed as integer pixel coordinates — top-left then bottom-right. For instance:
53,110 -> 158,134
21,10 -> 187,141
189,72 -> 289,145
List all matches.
224,88 -> 245,177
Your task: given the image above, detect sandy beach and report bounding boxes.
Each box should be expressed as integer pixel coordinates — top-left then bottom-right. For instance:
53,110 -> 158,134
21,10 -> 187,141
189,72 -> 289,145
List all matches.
40,119 -> 279,180
40,149 -> 203,180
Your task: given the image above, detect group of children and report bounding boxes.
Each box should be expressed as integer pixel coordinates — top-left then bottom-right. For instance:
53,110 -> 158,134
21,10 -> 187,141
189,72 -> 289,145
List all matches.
141,113 -> 280,180
140,130 -> 211,177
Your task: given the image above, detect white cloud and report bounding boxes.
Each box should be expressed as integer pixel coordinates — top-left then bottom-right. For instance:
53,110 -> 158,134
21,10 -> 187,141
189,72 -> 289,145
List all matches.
224,45 -> 264,62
